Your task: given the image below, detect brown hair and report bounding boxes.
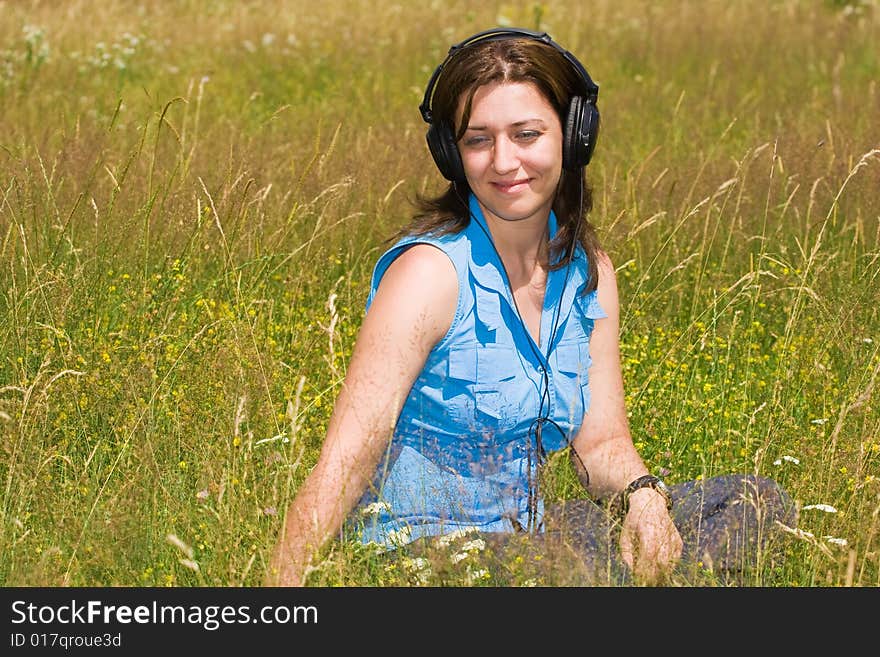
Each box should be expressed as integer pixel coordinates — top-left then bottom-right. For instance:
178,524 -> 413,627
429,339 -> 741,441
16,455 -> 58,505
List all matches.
400,37 -> 602,293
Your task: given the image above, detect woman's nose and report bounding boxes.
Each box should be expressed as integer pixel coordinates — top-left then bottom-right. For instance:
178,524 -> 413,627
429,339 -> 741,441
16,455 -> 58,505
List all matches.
492,136 -> 519,174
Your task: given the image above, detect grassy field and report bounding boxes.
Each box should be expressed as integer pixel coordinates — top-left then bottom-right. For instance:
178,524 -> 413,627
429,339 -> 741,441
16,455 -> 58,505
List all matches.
1,0 -> 878,587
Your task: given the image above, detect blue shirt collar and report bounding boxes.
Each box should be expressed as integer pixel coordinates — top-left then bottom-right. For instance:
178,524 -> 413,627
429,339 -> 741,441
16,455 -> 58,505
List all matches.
464,193 -> 588,355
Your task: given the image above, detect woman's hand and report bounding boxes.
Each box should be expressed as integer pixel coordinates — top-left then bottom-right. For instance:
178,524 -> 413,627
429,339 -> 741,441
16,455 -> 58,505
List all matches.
619,488 -> 683,585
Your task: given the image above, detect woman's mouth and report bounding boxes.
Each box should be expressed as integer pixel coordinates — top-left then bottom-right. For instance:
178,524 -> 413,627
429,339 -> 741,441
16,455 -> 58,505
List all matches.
491,179 -> 531,193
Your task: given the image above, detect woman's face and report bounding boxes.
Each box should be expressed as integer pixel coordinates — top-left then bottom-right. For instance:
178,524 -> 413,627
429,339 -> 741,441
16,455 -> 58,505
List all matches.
456,81 -> 563,228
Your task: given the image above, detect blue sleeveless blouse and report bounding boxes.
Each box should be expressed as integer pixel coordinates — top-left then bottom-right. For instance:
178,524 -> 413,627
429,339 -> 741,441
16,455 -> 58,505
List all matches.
348,193 -> 607,547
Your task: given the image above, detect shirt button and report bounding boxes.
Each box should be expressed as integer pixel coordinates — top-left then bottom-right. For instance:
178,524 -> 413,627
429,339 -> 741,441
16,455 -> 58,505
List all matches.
537,366 -> 545,374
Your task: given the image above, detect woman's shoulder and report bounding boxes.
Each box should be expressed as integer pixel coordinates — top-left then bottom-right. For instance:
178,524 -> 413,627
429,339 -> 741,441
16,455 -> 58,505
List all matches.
372,230 -> 469,286
367,234 -> 462,315
382,242 -> 458,282
366,241 -> 459,343
387,226 -> 470,255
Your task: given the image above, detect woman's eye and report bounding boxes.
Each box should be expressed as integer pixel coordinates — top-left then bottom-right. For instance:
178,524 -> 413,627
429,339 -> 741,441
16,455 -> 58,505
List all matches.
516,130 -> 541,141
462,136 -> 490,147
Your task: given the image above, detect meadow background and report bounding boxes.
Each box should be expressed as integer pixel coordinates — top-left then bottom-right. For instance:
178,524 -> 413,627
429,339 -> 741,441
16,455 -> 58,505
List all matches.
0,0 -> 878,587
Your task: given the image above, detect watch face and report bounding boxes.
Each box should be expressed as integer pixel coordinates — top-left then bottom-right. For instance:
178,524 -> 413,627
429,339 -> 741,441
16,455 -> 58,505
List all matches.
651,479 -> 672,510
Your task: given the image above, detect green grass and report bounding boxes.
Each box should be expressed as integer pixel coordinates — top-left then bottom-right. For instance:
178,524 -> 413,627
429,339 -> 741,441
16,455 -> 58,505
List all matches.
0,0 -> 878,586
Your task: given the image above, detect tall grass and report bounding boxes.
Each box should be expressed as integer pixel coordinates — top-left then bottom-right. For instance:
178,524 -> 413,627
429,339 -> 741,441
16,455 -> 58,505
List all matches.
0,0 -> 878,586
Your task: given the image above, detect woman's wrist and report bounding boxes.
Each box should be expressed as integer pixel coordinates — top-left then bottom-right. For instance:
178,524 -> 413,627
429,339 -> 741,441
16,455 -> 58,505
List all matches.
626,487 -> 670,514
622,474 -> 673,512
604,474 -> 673,519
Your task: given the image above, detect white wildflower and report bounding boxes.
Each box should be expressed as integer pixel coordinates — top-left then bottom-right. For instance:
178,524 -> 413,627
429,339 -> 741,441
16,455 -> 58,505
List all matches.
437,527 -> 478,547
402,557 -> 431,585
385,527 -> 411,546
403,557 -> 430,572
361,501 -> 391,516
802,504 -> 838,513
461,539 -> 486,553
773,455 -> 800,466
451,551 -> 469,564
810,418 -> 828,425
466,566 -> 489,582
824,536 -> 848,547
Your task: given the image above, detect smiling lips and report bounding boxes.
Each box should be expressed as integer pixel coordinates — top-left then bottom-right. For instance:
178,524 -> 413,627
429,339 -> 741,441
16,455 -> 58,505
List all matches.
491,179 -> 532,193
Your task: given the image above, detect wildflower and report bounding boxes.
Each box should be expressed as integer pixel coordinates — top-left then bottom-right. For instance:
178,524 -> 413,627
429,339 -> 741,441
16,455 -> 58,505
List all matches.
437,527 -> 478,547
466,566 -> 489,582
385,527 -> 411,547
361,501 -> 390,516
195,489 -> 209,501
823,536 -> 848,547
773,455 -> 800,466
810,418 -> 828,425
451,551 -> 469,564
802,504 -> 837,513
403,557 -> 430,573
461,539 -> 486,553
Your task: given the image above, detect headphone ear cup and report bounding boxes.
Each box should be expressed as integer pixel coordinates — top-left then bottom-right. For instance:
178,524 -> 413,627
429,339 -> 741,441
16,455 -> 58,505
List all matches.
562,95 -> 600,169
582,102 -> 600,166
426,120 -> 465,182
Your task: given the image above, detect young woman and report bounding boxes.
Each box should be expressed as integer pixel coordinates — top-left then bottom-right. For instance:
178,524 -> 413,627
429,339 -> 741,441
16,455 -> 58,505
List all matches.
268,28 -> 796,587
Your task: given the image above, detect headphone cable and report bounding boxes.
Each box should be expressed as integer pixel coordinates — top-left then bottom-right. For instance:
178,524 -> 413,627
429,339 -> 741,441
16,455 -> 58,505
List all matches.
453,183 -> 584,531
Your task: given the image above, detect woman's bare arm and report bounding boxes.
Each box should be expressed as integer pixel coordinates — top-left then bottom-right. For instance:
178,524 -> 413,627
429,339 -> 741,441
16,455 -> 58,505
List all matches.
571,251 -> 682,583
266,244 -> 457,586
572,251 -> 650,495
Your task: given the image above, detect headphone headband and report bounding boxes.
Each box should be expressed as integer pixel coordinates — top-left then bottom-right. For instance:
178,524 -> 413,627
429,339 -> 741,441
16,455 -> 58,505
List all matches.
419,27 -> 599,125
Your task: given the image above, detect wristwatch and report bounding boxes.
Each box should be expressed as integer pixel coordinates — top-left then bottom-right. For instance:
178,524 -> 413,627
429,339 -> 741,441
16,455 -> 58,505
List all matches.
622,474 -> 673,513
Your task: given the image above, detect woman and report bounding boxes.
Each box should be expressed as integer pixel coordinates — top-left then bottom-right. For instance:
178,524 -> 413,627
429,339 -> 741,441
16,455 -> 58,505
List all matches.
268,28 -> 796,587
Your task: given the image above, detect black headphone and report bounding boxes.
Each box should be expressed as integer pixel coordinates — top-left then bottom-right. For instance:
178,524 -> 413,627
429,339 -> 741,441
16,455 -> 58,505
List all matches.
419,27 -> 600,183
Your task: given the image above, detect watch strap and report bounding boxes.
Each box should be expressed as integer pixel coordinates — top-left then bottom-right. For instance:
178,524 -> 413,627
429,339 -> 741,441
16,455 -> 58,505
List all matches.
621,474 -> 673,513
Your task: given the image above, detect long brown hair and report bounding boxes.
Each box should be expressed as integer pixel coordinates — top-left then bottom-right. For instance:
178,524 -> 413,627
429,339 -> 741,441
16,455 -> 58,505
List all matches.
401,37 -> 602,293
